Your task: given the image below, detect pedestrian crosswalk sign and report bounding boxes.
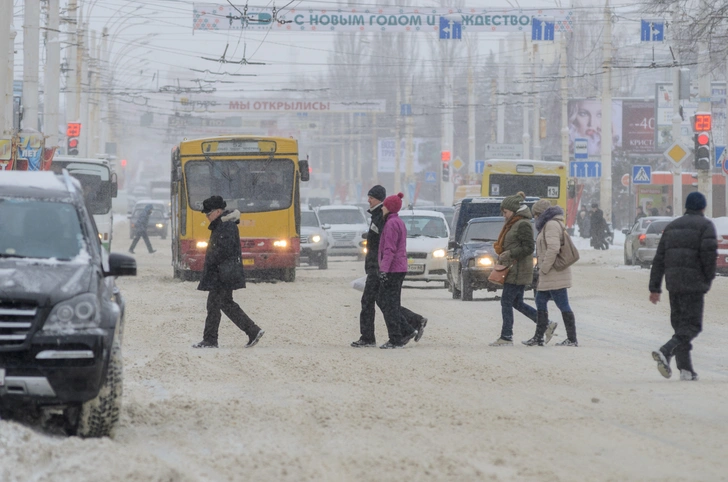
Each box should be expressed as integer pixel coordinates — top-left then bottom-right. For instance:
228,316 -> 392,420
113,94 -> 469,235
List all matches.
632,165 -> 651,184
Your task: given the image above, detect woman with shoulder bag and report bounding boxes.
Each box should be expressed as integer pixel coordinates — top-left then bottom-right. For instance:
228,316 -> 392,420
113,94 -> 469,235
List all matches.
490,193 -> 555,346
525,199 -> 578,347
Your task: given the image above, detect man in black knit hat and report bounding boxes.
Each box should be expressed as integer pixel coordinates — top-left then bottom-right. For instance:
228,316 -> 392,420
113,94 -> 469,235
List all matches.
351,185 -> 428,347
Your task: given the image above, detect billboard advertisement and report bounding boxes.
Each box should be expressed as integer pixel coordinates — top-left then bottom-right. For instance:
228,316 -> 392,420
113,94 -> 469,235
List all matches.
622,101 -> 655,153
568,99 -> 622,156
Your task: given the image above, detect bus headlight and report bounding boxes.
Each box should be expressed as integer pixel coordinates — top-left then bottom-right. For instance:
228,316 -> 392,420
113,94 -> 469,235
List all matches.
432,249 -> 446,258
311,235 -> 321,244
477,256 -> 494,267
196,241 -> 208,249
273,239 -> 288,248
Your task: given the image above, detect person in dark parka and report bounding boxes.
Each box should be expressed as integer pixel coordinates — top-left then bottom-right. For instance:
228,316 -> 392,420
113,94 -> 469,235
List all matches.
589,203 -> 609,250
128,204 -> 156,254
649,192 -> 717,381
351,185 -> 428,347
193,195 -> 264,348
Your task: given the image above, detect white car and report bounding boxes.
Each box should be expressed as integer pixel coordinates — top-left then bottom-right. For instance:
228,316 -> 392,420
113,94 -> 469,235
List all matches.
399,209 -> 450,284
317,205 -> 369,259
300,208 -> 329,269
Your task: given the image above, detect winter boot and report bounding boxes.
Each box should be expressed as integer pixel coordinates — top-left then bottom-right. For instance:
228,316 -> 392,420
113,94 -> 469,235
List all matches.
489,337 -> 513,346
559,311 -> 578,346
245,329 -> 265,348
544,321 -> 558,345
651,349 -> 672,379
351,337 -> 376,348
522,311 -> 549,346
414,317 -> 428,342
679,370 -> 699,381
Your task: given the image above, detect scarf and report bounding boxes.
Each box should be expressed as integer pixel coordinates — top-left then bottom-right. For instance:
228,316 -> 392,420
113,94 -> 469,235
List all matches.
535,206 -> 564,233
494,215 -> 523,255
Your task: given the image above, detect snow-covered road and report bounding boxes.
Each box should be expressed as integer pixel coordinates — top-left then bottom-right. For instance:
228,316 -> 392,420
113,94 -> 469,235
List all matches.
2,222 -> 727,481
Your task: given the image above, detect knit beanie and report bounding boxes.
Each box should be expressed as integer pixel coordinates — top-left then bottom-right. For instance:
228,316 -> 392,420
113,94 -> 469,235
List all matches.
383,192 -> 404,214
501,191 -> 526,213
367,185 -> 386,202
685,191 -> 707,211
531,199 -> 552,217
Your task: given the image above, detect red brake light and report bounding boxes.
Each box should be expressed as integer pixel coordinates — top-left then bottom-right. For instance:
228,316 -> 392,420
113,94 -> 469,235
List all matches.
639,234 -> 647,245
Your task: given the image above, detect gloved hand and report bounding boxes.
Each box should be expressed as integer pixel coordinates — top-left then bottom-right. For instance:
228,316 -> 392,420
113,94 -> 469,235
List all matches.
498,250 -> 512,265
378,271 -> 388,283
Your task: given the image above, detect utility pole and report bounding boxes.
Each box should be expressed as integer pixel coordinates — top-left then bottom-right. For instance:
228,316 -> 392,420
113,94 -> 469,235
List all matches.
356,113 -> 362,201
44,0 -> 61,148
100,27 -> 109,153
5,18 -> 17,134
671,51 -> 683,214
394,87 -> 402,195
80,23 -> 90,157
371,113 -> 378,184
405,82 -> 414,205
725,53 -> 728,217
522,34 -> 531,159
23,0 -> 41,131
468,63 -> 476,177
696,0 -> 712,216
560,34 -> 569,168
600,0 -> 614,224
532,42 -> 542,160
66,0 -> 79,126
497,39 -> 505,144
0,0 -> 11,136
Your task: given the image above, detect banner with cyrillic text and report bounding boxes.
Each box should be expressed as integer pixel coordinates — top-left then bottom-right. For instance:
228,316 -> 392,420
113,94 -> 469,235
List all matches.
175,96 -> 386,114
193,4 -> 573,33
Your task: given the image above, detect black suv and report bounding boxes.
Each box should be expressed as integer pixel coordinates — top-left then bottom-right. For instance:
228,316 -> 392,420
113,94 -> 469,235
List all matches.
0,171 -> 136,437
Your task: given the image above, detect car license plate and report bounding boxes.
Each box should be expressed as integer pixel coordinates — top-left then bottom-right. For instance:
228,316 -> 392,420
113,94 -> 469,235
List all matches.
408,264 -> 425,274
335,241 -> 353,247
242,259 -> 254,266
0,368 -> 5,387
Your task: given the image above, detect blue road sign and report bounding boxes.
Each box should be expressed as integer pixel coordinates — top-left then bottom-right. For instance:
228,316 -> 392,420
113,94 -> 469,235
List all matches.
715,145 -> 725,168
632,165 -> 652,184
570,161 -> 602,178
574,137 -> 588,159
439,16 -> 462,40
425,171 -> 437,183
400,104 -> 412,116
474,160 -> 485,174
531,18 -> 555,41
640,20 -> 664,42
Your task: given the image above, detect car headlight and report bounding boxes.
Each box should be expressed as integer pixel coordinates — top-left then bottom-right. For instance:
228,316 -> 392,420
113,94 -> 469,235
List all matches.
533,257 -> 538,266
155,223 -> 164,228
273,239 -> 288,248
311,235 -> 321,243
98,233 -> 103,241
432,248 -> 446,258
477,256 -> 494,267
196,241 -> 208,249
44,293 -> 101,331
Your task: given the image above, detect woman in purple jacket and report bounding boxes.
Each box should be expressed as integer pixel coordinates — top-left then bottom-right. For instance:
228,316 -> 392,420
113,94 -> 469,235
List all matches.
377,193 -> 418,349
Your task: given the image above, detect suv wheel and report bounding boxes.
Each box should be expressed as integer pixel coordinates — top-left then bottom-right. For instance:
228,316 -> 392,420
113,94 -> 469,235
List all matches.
71,338 -> 123,438
624,247 -> 632,265
451,269 -> 462,299
461,271 -> 473,301
318,253 -> 328,270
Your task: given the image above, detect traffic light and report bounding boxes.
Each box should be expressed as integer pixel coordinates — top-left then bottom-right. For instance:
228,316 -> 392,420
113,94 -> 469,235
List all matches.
694,132 -> 711,170
442,161 -> 450,182
66,122 -> 81,156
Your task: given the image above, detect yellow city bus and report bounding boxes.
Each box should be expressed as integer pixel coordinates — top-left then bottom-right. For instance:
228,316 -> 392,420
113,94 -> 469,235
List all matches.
171,136 -> 309,282
480,159 -> 567,211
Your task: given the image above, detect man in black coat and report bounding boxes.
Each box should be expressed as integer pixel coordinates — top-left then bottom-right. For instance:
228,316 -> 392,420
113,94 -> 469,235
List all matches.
128,204 -> 156,254
351,185 -> 427,347
589,203 -> 609,250
649,192 -> 717,381
193,196 -> 264,348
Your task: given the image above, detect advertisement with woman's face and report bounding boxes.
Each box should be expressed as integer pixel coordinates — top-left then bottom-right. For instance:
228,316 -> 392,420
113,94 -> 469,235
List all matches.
568,100 -> 623,156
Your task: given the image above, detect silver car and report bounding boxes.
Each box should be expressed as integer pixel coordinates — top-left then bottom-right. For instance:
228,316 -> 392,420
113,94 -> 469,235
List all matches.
300,208 -> 329,269
623,216 -> 673,267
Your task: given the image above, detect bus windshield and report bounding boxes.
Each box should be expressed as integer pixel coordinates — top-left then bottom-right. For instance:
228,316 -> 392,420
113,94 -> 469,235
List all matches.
185,159 -> 295,213
488,174 -> 561,199
50,162 -> 112,215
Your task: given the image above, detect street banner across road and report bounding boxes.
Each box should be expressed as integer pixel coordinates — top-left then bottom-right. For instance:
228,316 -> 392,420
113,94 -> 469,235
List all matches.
193,4 -> 573,33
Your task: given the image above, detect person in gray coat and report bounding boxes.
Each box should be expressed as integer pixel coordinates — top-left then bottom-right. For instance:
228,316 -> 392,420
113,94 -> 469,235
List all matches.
649,192 -> 717,381
193,196 -> 264,349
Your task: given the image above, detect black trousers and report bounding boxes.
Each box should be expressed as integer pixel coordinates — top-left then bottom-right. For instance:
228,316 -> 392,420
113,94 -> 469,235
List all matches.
375,272 -> 417,344
129,231 -> 154,253
203,289 -> 258,344
359,272 -> 422,342
661,292 -> 704,372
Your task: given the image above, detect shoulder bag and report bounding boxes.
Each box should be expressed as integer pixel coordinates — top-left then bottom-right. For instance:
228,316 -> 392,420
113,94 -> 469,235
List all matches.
487,264 -> 511,286
553,223 -> 580,271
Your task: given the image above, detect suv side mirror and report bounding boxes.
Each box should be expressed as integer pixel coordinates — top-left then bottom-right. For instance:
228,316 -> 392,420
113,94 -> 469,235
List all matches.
361,232 -> 368,239
622,228 -> 630,235
106,253 -> 137,277
321,224 -> 331,230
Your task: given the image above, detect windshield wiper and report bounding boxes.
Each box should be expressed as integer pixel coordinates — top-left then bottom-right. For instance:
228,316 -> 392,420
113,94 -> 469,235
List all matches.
0,253 -> 27,259
468,237 -> 496,242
